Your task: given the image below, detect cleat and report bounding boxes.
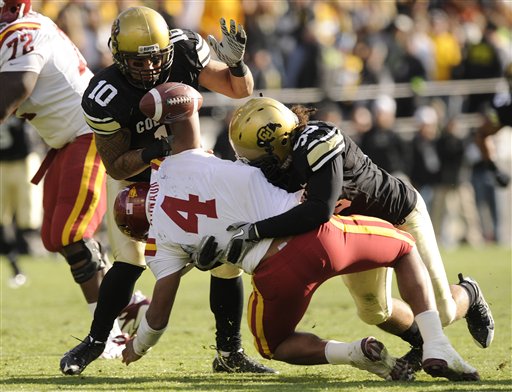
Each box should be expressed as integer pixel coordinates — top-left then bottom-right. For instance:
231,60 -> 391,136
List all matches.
422,338 -> 480,381
100,333 -> 129,359
118,290 -> 150,337
8,273 -> 27,288
212,348 -> 277,373
458,273 -> 494,348
400,345 -> 423,373
351,337 -> 414,381
60,336 -> 105,375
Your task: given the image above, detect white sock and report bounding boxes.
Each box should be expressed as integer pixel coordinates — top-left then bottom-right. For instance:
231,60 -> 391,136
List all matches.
415,310 -> 446,343
88,302 -> 97,315
325,340 -> 358,365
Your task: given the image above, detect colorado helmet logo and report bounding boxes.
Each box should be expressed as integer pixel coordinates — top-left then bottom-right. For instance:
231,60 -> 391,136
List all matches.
256,122 -> 281,152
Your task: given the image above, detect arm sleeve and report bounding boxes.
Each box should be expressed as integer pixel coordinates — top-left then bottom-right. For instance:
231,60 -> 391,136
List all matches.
255,154 -> 344,238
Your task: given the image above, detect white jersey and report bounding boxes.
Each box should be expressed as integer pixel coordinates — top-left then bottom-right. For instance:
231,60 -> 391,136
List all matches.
0,12 -> 93,148
146,149 -> 303,277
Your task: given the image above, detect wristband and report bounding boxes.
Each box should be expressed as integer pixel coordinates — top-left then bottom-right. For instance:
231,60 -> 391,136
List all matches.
132,315 -> 167,356
229,61 -> 248,77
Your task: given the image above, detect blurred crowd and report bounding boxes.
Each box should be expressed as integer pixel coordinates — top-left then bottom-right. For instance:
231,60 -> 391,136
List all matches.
3,0 -> 511,274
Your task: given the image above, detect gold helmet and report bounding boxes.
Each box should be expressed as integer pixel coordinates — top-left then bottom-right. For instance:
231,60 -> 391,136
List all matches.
110,6 -> 173,89
229,97 -> 299,166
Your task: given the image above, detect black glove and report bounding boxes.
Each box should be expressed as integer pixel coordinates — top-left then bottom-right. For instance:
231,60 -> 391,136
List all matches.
141,137 -> 171,164
225,222 -> 259,264
192,236 -> 224,271
488,161 -> 510,188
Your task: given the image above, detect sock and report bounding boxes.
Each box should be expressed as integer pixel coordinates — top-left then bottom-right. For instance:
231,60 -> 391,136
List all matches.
398,321 -> 423,347
210,275 -> 243,353
325,340 -> 357,365
414,310 -> 446,343
88,302 -> 97,315
90,262 -> 144,342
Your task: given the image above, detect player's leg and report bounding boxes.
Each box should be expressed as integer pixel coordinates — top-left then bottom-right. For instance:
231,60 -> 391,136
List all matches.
248,246 -> 410,381
40,136 -> 107,302
342,269 -> 423,371
392,247 -> 479,381
328,215 -> 479,381
60,175 -> 147,375
209,263 -> 275,373
400,191 -> 494,347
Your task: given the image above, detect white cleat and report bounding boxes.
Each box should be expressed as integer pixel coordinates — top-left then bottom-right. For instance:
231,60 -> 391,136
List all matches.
100,333 -> 129,359
349,337 -> 414,381
422,339 -> 480,381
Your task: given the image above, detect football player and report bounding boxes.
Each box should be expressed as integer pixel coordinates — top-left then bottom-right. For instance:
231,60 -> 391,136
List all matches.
219,97 -> 495,372
120,94 -> 479,382
0,0 -> 131,357
59,6 -> 273,375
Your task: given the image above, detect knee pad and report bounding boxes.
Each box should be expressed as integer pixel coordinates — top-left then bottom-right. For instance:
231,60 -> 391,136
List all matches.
61,239 -> 107,284
210,263 -> 243,279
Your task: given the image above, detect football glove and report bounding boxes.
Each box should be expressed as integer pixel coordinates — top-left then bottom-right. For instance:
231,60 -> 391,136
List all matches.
207,18 -> 247,68
192,236 -> 224,271
225,222 -> 259,264
141,136 -> 171,164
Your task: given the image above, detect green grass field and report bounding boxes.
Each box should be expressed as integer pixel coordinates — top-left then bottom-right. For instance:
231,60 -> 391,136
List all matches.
1,245 -> 511,391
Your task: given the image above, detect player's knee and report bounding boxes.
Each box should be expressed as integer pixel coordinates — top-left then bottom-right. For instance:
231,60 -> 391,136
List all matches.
60,238 -> 108,284
210,263 -> 243,279
40,231 -> 60,253
356,305 -> 391,325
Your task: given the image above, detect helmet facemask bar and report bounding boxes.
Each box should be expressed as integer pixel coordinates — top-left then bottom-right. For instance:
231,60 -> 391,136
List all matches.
111,37 -> 174,90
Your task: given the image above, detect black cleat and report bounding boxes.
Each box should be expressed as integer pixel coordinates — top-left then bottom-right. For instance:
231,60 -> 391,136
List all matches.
60,335 -> 105,375
400,345 -> 423,373
458,273 -> 494,348
212,348 -> 277,373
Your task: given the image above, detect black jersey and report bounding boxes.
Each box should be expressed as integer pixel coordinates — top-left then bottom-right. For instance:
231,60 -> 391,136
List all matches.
82,29 -> 210,182
491,91 -> 512,127
257,121 -> 417,238
293,121 -> 416,224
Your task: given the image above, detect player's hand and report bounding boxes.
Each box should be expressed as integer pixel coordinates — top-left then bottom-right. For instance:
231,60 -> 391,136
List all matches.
207,18 -> 246,67
122,339 -> 142,366
141,136 -> 171,163
192,236 -> 224,271
225,222 -> 259,264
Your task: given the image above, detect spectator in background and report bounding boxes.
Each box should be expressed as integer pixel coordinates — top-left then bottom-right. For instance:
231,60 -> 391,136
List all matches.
410,105 -> 441,212
386,14 -> 428,117
56,1 -> 111,73
359,95 -> 408,179
0,117 -> 43,287
431,117 -> 483,249
461,21 -> 503,112
429,9 -> 462,82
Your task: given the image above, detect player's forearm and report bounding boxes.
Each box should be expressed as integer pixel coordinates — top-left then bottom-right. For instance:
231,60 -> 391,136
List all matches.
228,66 -> 254,98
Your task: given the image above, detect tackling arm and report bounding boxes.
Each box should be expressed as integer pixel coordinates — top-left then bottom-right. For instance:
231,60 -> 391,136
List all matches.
199,59 -> 254,99
0,71 -> 38,123
95,129 -> 169,180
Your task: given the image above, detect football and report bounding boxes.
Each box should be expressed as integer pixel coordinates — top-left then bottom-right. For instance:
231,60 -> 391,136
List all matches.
139,82 -> 203,124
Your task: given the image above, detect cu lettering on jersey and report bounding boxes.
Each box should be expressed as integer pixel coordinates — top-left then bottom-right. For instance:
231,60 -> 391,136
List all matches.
256,122 -> 281,152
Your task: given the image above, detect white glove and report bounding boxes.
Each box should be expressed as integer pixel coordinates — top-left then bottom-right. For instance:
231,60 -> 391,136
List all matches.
207,18 -> 247,67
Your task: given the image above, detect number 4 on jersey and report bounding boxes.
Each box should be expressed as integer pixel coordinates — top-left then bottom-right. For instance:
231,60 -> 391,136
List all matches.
161,194 -> 217,233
